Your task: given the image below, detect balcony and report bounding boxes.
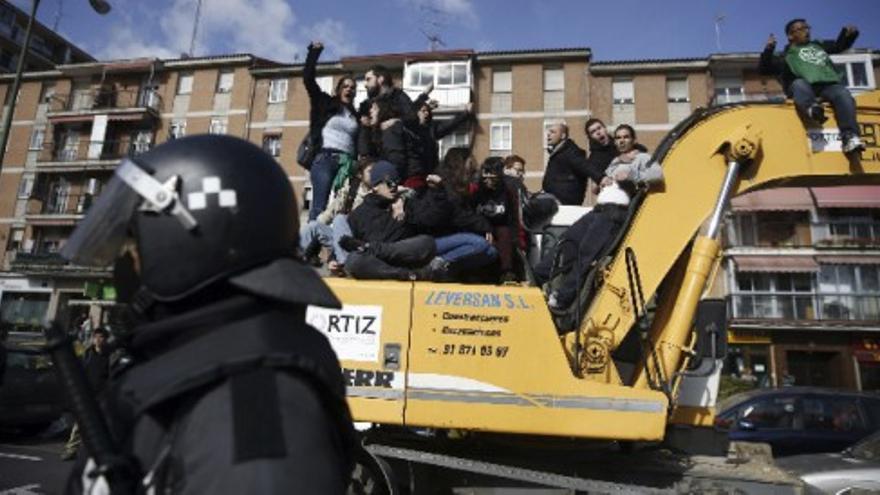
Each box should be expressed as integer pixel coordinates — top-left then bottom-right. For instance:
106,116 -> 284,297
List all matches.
730,293 -> 880,324
726,220 -> 880,249
36,138 -> 150,170
46,88 -> 162,122
5,250 -> 109,277
25,193 -> 92,225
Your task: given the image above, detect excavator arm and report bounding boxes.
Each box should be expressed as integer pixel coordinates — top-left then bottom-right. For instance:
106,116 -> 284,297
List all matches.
576,90 -> 880,421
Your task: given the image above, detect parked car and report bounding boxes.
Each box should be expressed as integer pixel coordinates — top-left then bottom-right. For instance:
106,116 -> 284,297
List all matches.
0,336 -> 65,431
776,430 -> 880,494
715,387 -> 880,457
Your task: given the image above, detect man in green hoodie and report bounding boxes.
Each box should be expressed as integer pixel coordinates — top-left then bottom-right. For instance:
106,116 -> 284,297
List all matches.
759,19 -> 864,155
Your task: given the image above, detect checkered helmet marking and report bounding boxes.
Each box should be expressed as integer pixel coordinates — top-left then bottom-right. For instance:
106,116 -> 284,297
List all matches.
187,176 -> 237,210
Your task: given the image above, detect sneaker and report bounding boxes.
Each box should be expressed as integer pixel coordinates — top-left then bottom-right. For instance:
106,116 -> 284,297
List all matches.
338,235 -> 367,253
843,136 -> 866,154
807,104 -> 827,124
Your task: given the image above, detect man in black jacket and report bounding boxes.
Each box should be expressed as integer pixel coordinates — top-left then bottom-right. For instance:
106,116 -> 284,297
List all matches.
61,327 -> 112,460
415,101 -> 475,176
61,135 -> 355,494
361,65 -> 419,129
759,19 -> 864,154
541,123 -> 592,205
344,160 -> 445,280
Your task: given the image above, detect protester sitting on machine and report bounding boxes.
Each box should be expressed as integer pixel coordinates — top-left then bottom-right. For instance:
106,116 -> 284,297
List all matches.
359,64 -> 420,131
341,161 -> 446,281
473,157 -> 522,282
430,147 -> 498,279
300,157 -> 374,273
759,19 -> 864,154
534,124 -> 662,311
414,100 -> 475,177
358,96 -> 425,188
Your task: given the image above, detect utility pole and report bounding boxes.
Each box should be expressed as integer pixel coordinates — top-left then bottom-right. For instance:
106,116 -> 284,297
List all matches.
714,13 -> 726,52
189,0 -> 204,57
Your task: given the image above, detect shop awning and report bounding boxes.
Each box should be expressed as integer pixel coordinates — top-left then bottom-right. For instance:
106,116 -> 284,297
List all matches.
731,188 -> 813,212
733,255 -> 819,273
812,186 -> 880,209
816,255 -> 880,265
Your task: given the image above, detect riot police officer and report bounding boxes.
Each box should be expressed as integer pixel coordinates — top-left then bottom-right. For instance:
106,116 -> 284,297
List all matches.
61,135 -> 355,493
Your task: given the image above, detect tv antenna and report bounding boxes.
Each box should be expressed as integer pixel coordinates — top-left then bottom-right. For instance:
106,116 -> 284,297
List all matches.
188,0 -> 204,57
420,28 -> 446,51
419,4 -> 448,51
714,13 -> 726,52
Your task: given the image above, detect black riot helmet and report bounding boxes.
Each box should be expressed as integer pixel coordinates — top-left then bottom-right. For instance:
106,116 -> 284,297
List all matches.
61,135 -> 340,308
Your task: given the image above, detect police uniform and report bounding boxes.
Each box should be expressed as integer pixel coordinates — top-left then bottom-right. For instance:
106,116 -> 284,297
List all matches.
61,135 -> 355,494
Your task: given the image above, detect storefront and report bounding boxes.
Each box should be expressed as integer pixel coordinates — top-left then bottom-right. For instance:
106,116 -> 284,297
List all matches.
853,337 -> 880,391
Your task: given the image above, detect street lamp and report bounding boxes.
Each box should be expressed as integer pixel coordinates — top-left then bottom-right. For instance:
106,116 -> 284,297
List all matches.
0,0 -> 111,171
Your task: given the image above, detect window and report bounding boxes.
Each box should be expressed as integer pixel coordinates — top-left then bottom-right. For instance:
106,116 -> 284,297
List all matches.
268,78 -> 288,103
263,134 -> 282,157
177,73 -> 194,95
315,76 -> 333,95
169,120 -> 186,140
209,117 -> 227,135
733,272 -> 814,320
28,128 -> 45,150
17,175 -> 33,198
738,396 -> 797,430
543,68 -> 564,113
405,61 -> 469,89
714,75 -> 745,105
666,77 -> 690,123
818,264 -> 880,321
6,227 -> 23,252
830,54 -> 876,91
489,121 -> 512,154
39,82 -> 56,104
436,118 -> 471,161
612,78 -> 635,124
802,397 -> 865,432
491,69 -> 512,113
216,70 -> 234,93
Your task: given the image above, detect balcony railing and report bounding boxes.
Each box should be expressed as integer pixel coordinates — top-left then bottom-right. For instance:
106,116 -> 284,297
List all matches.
28,193 -> 94,216
6,250 -> 109,275
729,292 -> 880,322
47,88 -> 162,114
38,138 -> 151,164
726,220 -> 880,248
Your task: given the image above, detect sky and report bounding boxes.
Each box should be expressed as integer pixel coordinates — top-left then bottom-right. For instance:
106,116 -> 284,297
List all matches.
12,0 -> 880,63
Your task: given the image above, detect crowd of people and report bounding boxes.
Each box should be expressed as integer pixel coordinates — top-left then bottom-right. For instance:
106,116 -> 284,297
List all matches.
299,39 -> 662,293
300,16 -> 862,309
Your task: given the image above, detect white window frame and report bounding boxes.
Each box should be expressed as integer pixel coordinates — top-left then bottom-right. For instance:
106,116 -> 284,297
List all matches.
268,78 -> 289,103
28,128 -> 45,150
493,69 -> 512,93
216,70 -> 235,93
489,121 -> 512,152
830,53 -> 876,92
543,68 -> 565,113
404,61 -> 471,90
209,117 -> 228,135
263,134 -> 282,157
666,77 -> 689,103
612,78 -> 634,104
177,73 -> 194,95
17,175 -> 33,198
169,120 -> 186,140
714,74 -> 745,105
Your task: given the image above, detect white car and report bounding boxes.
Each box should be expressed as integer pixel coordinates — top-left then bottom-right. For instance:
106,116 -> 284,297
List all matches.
776,430 -> 880,495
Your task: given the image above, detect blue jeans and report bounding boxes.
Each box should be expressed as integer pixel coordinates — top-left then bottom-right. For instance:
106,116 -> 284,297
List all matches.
308,151 -> 341,221
299,214 -> 354,264
789,79 -> 859,138
435,233 -> 497,269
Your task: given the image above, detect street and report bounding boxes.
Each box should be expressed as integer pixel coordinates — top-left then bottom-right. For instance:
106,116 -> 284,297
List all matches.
0,431 -> 69,495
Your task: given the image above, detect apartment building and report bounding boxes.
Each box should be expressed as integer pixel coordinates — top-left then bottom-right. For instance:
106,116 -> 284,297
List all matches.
0,0 -> 93,73
0,42 -> 878,382
724,187 -> 880,390
0,54 -> 273,332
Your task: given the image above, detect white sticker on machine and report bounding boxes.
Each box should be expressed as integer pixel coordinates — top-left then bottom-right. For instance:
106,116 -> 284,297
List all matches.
306,304 -> 383,362
807,128 -> 842,153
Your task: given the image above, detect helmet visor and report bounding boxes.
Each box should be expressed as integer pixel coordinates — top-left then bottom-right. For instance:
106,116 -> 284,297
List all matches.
60,160 -> 145,267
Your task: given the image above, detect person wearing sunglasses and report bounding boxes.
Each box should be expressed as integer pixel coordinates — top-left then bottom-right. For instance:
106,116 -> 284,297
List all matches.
759,19 -> 864,154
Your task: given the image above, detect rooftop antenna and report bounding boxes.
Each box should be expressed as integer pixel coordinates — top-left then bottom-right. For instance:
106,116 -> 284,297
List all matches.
714,13 -> 726,52
419,4 -> 448,51
188,0 -> 204,57
52,0 -> 63,31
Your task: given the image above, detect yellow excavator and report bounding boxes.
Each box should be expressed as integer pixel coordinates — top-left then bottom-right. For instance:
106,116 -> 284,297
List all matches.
308,90 -> 880,493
